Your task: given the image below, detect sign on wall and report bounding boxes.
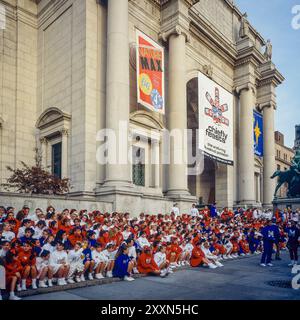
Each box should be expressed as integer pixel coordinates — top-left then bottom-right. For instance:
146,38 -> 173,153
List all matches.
198,72 -> 234,165
253,110 -> 264,157
136,30 -> 165,114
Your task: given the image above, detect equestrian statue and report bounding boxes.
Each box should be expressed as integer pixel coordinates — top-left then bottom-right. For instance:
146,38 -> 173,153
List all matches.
271,150 -> 300,198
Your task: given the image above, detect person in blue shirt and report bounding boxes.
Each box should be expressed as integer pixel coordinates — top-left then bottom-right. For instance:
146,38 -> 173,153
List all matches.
112,243 -> 135,281
260,219 -> 279,267
209,203 -> 217,218
286,221 -> 300,266
82,241 -> 95,281
19,228 -> 35,245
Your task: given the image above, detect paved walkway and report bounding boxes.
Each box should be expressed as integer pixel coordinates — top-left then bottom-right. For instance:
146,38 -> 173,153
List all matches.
24,252 -> 300,300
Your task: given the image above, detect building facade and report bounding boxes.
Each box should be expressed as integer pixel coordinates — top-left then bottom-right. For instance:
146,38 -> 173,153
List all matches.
0,0 -> 284,214
294,125 -> 300,152
275,131 -> 294,198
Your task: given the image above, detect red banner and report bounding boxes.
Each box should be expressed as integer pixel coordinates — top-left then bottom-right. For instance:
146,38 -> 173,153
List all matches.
136,30 -> 165,114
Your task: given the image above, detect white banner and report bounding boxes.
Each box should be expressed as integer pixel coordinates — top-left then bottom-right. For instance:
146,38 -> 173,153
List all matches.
198,72 -> 234,165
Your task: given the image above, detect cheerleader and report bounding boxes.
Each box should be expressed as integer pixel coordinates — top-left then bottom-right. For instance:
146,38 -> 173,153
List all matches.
154,245 -> 169,276
4,250 -> 22,300
18,242 -> 38,290
181,238 -> 194,266
201,241 -> 223,267
101,243 -> 117,278
92,243 -> 108,279
112,243 -> 135,281
36,250 -> 53,288
67,242 -> 84,283
49,242 -> 70,286
126,238 -> 139,274
81,240 -> 95,281
137,246 -> 164,277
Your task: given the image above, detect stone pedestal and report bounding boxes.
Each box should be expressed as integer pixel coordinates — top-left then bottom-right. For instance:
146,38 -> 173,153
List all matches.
273,198 -> 300,211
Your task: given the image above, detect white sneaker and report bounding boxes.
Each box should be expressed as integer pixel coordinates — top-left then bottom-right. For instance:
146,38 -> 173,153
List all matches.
95,273 -> 104,279
9,293 -> 21,300
223,256 -> 228,260
267,263 -> 273,267
39,280 -> 48,288
288,261 -> 295,267
106,271 -> 113,278
17,284 -> 21,292
216,261 -> 224,267
48,279 -> 53,287
88,273 -> 94,280
160,269 -> 168,277
80,274 -> 86,282
75,276 -> 81,283
67,278 -> 75,284
240,253 -> 245,256
167,267 -> 174,273
208,264 -> 218,269
133,267 -> 139,274
57,279 -> 64,286
260,263 -> 266,267
32,280 -> 37,290
124,275 -> 135,281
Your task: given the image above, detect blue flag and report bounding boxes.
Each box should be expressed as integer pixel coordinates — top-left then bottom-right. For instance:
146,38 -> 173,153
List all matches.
253,110 -> 263,157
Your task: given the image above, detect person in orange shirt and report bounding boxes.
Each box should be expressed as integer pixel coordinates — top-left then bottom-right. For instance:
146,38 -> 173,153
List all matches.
68,227 -> 84,248
190,241 -> 218,268
4,250 -> 22,300
18,242 -> 38,290
239,235 -> 250,255
137,246 -> 165,277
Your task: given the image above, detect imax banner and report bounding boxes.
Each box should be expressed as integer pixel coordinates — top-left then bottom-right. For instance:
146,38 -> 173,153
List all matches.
198,72 -> 234,165
253,110 -> 264,157
136,30 -> 165,114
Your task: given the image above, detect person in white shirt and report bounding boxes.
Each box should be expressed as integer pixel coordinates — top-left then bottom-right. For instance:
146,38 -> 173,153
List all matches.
154,246 -> 169,276
189,204 -> 199,218
67,242 -> 84,283
171,203 -> 180,217
17,219 -> 32,239
121,225 -> 132,241
101,244 -> 117,277
201,241 -> 223,267
126,238 -> 139,274
42,235 -> 56,253
92,243 -> 109,279
136,231 -> 151,249
33,220 -> 46,240
36,250 -> 53,288
2,223 -> 15,242
181,238 -> 194,265
49,242 -> 70,286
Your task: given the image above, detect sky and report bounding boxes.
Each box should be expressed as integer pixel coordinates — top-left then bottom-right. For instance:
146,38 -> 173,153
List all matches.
235,0 -> 300,148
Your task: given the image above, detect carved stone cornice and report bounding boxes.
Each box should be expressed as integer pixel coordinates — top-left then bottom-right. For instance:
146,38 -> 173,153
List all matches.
258,102 -> 277,111
258,61 -> 285,88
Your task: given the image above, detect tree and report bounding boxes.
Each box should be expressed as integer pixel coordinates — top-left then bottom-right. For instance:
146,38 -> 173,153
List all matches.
2,148 -> 70,195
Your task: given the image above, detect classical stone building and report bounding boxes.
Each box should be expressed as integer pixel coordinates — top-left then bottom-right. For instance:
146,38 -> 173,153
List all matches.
294,125 -> 300,152
274,131 -> 294,198
0,0 -> 284,214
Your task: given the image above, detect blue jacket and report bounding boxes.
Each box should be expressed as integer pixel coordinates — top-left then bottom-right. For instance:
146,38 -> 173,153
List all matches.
261,225 -> 279,242
113,253 -> 130,278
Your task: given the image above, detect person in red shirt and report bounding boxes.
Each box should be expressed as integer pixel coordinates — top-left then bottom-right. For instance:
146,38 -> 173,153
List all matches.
137,247 -> 164,277
4,250 -> 22,300
190,241 -> 217,268
69,227 -> 84,248
18,242 -> 38,290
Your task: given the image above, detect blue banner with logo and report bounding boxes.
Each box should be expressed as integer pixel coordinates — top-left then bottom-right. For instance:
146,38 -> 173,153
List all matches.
253,110 -> 263,157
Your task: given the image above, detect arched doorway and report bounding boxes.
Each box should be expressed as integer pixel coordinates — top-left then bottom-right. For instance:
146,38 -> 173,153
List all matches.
187,77 -> 216,205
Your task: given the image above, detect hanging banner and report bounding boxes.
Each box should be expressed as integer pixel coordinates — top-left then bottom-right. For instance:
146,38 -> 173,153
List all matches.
253,110 -> 264,157
198,72 -> 234,165
136,30 -> 165,114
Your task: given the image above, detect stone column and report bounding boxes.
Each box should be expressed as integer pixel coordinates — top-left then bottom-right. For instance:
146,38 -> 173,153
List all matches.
152,140 -> 160,188
166,29 -> 190,197
262,103 -> 276,207
104,0 -> 131,187
61,129 -> 69,179
237,85 -> 256,206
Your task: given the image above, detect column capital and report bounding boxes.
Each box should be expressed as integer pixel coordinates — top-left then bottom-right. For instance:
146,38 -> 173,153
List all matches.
159,24 -> 190,43
259,102 -> 276,111
234,83 -> 256,96
39,137 -> 48,145
60,128 -> 69,136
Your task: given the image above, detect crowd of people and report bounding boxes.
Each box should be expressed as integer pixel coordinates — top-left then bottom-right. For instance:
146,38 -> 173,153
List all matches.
0,203 -> 299,300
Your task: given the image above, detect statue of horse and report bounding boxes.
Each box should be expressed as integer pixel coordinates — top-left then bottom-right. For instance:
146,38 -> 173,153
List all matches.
270,169 -> 294,198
